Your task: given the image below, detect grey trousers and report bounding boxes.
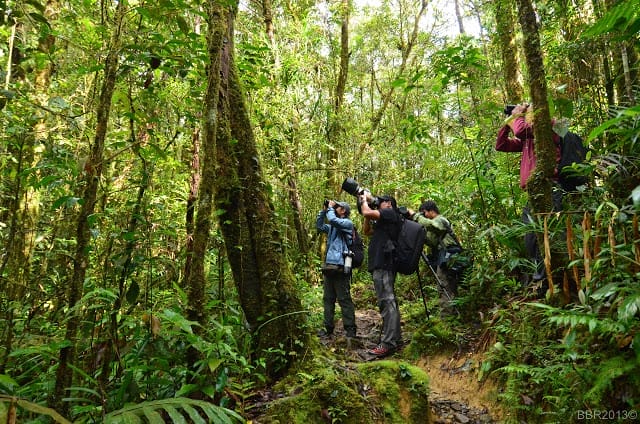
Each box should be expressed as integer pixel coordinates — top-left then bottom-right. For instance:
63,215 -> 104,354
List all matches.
436,265 -> 458,316
372,269 -> 402,349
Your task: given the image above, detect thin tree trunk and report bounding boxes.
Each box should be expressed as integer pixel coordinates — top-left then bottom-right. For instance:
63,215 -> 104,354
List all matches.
0,0 -> 59,373
287,150 -> 309,254
495,0 -> 523,102
355,1 -> 427,164
326,0 -> 350,190
515,0 -> 555,204
183,128 -> 201,286
454,0 -> 465,34
49,1 -> 124,413
259,0 -> 308,254
592,0 -> 615,106
620,43 -> 635,105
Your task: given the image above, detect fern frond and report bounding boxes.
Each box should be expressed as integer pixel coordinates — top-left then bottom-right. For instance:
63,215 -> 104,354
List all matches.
104,398 -> 244,424
0,395 -> 72,424
584,0 -> 640,37
584,355 -> 638,405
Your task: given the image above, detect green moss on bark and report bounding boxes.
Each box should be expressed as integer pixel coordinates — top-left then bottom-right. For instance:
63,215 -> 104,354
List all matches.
260,357 -> 430,423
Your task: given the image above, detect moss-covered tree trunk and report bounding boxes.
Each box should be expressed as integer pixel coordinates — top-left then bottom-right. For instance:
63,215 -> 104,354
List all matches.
183,2 -> 225,379
326,0 -> 350,191
205,1 -> 306,378
49,1 -> 124,414
495,0 -> 523,102
0,0 -> 59,374
183,129 -> 201,291
515,0 -> 565,291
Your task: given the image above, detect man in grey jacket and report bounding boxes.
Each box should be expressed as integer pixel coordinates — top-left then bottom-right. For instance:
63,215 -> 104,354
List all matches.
316,200 -> 357,338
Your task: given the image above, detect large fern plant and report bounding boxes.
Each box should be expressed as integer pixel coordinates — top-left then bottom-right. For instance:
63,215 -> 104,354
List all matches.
0,394 -> 244,423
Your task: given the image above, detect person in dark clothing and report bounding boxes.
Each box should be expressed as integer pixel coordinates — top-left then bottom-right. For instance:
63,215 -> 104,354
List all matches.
360,194 -> 402,356
316,200 -> 357,339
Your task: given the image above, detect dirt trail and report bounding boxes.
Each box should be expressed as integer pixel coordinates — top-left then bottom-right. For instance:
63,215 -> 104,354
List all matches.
418,353 -> 504,423
325,310 -> 504,423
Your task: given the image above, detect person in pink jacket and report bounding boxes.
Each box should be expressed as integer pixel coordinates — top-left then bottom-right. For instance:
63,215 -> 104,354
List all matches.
495,104 -> 562,189
495,103 -> 562,284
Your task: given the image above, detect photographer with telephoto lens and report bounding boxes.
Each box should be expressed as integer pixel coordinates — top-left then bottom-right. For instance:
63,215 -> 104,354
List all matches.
342,178 -> 402,356
315,199 -> 357,339
360,194 -> 403,356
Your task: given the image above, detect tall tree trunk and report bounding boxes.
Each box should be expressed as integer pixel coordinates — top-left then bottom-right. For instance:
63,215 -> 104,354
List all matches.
326,0 -> 350,191
603,0 -> 637,106
495,0 -> 523,102
0,0 -> 59,373
592,0 -> 616,106
516,0 -> 564,290
183,128 -> 201,287
454,0 -> 465,34
49,1 -> 124,413
206,2 -> 306,378
183,1 -> 225,377
286,149 -> 309,254
619,42 -> 636,105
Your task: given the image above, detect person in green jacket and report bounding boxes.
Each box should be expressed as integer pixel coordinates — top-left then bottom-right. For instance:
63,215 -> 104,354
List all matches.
408,200 -> 462,317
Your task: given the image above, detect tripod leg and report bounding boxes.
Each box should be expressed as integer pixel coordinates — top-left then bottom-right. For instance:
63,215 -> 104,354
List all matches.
415,269 -> 430,319
421,252 -> 459,316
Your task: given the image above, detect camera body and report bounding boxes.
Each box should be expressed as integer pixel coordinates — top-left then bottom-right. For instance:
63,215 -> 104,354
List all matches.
504,104 -> 516,116
343,250 -> 354,274
341,178 -> 380,210
397,206 -> 412,218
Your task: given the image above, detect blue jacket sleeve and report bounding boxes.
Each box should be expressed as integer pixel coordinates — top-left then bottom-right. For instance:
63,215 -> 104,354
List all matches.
316,209 -> 330,234
326,208 -> 353,241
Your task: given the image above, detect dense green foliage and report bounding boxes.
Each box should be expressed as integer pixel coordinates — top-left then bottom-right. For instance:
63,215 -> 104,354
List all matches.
1,0 -> 639,422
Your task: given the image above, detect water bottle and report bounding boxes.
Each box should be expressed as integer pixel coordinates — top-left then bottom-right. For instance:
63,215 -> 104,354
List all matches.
343,251 -> 353,274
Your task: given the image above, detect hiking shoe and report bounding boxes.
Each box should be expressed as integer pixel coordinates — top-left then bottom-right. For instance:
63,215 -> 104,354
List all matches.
367,344 -> 393,357
317,329 -> 333,338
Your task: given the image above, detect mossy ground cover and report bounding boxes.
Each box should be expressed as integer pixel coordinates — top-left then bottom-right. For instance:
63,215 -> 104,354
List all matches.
259,353 -> 430,424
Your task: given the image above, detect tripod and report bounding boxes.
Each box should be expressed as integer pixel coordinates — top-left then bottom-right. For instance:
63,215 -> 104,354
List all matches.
416,252 -> 459,318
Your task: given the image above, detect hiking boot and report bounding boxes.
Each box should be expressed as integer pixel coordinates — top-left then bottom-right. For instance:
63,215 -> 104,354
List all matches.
317,329 -> 333,339
367,344 -> 393,357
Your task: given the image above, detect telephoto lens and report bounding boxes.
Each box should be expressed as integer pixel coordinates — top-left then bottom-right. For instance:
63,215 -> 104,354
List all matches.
341,178 -> 362,196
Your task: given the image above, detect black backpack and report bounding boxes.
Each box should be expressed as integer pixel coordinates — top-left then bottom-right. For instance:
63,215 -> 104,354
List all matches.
349,227 -> 365,269
557,131 -> 588,191
393,216 -> 427,275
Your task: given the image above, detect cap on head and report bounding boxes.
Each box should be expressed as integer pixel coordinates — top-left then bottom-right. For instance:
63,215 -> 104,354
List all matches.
378,195 -> 397,210
336,201 -> 351,217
